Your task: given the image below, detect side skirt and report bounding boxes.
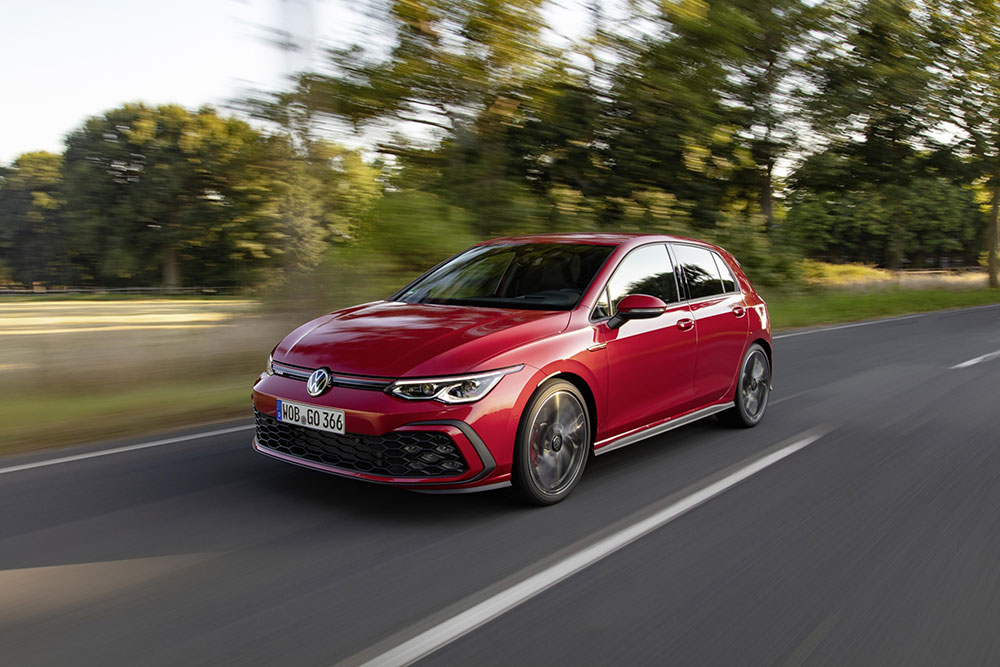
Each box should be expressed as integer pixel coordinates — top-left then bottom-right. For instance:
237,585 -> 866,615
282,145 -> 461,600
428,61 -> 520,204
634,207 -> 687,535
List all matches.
594,402 -> 735,456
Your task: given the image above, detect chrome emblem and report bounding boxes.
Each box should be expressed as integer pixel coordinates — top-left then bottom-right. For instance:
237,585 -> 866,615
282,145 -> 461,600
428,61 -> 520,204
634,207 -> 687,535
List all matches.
306,368 -> 332,397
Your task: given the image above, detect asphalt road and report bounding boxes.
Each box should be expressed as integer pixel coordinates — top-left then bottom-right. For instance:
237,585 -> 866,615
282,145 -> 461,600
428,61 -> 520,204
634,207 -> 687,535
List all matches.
2,304 -> 1000,666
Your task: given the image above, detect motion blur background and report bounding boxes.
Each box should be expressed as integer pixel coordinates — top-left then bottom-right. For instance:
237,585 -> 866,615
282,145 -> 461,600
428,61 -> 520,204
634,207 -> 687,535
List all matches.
2,0 -> 999,451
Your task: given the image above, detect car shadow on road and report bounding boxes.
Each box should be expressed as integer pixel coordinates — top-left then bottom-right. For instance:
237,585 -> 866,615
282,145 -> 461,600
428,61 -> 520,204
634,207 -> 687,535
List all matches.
251,418 -> 733,525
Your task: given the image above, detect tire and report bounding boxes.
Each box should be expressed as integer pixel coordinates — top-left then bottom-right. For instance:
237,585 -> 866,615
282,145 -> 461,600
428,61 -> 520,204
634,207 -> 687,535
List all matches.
512,379 -> 591,505
718,343 -> 771,428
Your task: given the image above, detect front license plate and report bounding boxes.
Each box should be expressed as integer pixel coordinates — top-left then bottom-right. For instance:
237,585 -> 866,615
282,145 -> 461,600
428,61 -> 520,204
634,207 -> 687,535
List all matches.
276,399 -> 345,434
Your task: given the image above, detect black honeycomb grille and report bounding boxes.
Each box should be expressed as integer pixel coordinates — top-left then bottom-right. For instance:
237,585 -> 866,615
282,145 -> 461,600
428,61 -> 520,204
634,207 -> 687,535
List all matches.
254,410 -> 468,477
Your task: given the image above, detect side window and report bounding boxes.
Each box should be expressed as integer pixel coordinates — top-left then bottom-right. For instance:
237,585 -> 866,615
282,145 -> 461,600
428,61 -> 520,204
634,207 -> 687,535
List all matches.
673,244 -> 724,299
605,244 -> 678,314
713,252 -> 738,293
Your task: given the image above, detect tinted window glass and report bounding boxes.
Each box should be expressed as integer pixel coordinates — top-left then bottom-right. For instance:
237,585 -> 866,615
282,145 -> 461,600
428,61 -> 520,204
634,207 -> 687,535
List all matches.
713,252 -> 737,292
606,244 -> 678,314
396,243 -> 614,310
673,244 -> 724,299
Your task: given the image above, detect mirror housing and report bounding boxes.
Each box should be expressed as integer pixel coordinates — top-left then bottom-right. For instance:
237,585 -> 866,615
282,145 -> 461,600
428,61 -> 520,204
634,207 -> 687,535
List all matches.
607,294 -> 668,330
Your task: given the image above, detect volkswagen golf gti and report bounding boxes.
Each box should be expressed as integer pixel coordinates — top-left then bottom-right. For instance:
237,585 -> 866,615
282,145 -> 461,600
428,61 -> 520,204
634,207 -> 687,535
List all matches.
252,233 -> 772,504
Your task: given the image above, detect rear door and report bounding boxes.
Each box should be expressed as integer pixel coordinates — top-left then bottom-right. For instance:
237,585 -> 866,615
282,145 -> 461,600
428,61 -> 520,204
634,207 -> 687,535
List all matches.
671,244 -> 749,406
595,243 -> 697,437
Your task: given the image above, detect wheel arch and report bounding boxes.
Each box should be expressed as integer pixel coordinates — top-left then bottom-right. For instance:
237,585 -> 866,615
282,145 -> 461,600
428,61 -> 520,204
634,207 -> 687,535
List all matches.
751,337 -> 773,379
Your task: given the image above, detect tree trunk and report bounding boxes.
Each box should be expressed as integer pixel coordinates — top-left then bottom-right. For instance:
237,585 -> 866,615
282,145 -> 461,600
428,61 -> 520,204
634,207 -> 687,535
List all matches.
759,43 -> 778,233
163,246 -> 181,290
760,158 -> 774,232
989,184 -> 999,288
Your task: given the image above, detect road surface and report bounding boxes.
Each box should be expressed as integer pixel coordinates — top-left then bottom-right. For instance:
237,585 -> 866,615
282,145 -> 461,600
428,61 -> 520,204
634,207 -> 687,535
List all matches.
2,304 -> 1000,666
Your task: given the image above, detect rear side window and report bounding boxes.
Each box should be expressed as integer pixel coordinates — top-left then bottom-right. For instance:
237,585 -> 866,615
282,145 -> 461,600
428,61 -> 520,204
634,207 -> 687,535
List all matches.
713,252 -> 738,293
604,244 -> 679,314
673,244 -> 724,299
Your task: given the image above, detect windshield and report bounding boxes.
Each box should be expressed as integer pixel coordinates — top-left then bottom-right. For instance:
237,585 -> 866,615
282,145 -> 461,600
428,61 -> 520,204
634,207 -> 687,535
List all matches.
394,243 -> 615,310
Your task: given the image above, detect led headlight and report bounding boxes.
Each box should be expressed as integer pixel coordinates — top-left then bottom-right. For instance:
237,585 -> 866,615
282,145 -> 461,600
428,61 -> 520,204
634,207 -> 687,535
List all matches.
264,354 -> 274,376
388,365 -> 524,404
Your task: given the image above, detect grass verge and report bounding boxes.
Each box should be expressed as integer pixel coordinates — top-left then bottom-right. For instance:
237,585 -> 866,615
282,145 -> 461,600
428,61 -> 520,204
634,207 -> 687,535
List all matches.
2,287 -> 998,456
765,287 -> 1000,330
0,377 -> 251,456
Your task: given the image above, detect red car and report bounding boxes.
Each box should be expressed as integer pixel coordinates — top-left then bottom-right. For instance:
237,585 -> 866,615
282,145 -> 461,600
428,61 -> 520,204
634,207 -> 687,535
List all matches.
252,233 -> 772,504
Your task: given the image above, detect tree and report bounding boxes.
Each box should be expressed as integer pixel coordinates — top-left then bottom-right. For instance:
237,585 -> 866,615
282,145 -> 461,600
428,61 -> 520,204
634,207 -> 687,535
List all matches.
805,0 -> 936,179
925,0 -> 1000,286
785,150 -> 982,266
61,104 -> 285,287
797,0 -> 940,267
0,152 -> 68,285
589,0 -> 820,229
249,0 -> 559,234
725,0 -> 821,230
601,1 -> 746,228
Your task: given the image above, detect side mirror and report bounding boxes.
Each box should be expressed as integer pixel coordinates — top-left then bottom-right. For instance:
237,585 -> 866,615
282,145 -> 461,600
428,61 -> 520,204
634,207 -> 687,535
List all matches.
607,294 -> 668,330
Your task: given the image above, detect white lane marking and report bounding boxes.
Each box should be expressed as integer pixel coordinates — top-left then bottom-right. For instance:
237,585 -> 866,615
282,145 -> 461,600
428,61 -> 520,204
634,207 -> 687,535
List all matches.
345,428 -> 830,667
770,389 -> 813,407
951,348 -> 1000,369
0,425 -> 253,475
774,303 -> 1000,340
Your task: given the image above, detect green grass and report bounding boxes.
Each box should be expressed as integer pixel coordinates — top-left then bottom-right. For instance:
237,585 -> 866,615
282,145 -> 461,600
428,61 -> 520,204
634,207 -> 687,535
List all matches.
766,287 -> 1000,330
0,376 -> 252,456
2,286 -> 999,456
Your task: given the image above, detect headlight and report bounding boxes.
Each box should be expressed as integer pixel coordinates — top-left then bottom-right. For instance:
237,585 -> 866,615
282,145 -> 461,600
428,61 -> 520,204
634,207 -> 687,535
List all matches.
388,365 -> 523,404
264,354 -> 274,376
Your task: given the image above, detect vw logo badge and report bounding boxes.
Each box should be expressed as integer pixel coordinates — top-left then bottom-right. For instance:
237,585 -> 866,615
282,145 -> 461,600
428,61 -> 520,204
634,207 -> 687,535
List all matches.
306,368 -> 332,397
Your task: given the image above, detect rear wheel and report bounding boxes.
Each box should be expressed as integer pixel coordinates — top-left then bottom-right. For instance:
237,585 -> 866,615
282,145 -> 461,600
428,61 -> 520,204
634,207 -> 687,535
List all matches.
718,343 -> 770,428
512,380 -> 591,505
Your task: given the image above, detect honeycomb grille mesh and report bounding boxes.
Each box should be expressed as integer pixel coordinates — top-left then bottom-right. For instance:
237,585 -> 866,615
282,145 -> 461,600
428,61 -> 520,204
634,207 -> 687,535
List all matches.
254,410 -> 468,477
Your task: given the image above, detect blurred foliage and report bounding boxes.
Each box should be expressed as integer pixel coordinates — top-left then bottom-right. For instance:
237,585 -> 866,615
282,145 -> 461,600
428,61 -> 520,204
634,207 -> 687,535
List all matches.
1,105 -> 378,289
60,104 -> 277,287
799,259 -> 892,287
0,152 -> 69,284
784,172 -> 983,267
3,0 -> 1000,294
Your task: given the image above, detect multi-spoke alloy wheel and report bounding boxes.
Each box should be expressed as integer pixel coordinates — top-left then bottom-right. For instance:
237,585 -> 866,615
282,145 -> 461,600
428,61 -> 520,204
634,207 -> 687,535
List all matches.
513,380 -> 591,505
719,343 -> 771,428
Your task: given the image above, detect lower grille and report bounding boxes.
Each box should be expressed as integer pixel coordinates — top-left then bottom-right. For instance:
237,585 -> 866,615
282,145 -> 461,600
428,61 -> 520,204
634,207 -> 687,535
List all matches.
254,410 -> 468,478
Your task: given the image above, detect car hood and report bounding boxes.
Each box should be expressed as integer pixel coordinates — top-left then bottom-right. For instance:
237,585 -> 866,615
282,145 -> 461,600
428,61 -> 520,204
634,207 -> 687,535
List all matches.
272,300 -> 570,377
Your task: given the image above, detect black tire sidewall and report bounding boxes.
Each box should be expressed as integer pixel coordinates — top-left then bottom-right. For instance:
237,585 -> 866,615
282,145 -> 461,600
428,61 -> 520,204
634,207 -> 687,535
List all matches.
512,379 -> 591,505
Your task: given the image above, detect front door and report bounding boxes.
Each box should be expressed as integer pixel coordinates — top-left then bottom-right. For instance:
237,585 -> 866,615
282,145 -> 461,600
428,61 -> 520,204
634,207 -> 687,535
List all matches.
596,243 -> 697,437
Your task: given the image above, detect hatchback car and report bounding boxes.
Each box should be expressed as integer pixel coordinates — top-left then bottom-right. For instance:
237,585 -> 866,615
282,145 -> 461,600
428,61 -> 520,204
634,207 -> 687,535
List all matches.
252,233 -> 771,504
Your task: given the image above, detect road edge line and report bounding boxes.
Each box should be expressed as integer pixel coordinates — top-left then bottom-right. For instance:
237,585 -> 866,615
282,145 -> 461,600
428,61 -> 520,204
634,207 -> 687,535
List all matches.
0,424 -> 254,475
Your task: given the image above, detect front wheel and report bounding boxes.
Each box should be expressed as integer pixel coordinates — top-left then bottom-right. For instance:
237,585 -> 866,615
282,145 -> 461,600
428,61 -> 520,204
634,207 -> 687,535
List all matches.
512,380 -> 591,505
718,343 -> 771,428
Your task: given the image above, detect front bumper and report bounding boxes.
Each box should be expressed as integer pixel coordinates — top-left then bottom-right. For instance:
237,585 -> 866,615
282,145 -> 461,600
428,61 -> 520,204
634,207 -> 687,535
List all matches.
253,409 -> 497,486
251,372 -> 521,490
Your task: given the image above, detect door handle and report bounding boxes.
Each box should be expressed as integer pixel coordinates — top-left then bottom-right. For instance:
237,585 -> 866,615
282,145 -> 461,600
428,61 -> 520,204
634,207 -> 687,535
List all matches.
731,306 -> 746,318
677,318 -> 695,331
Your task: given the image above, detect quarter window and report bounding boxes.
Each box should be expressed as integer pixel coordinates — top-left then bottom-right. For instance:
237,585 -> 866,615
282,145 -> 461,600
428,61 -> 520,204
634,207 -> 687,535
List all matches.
605,244 -> 678,314
673,244 -> 725,299
713,252 -> 738,293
